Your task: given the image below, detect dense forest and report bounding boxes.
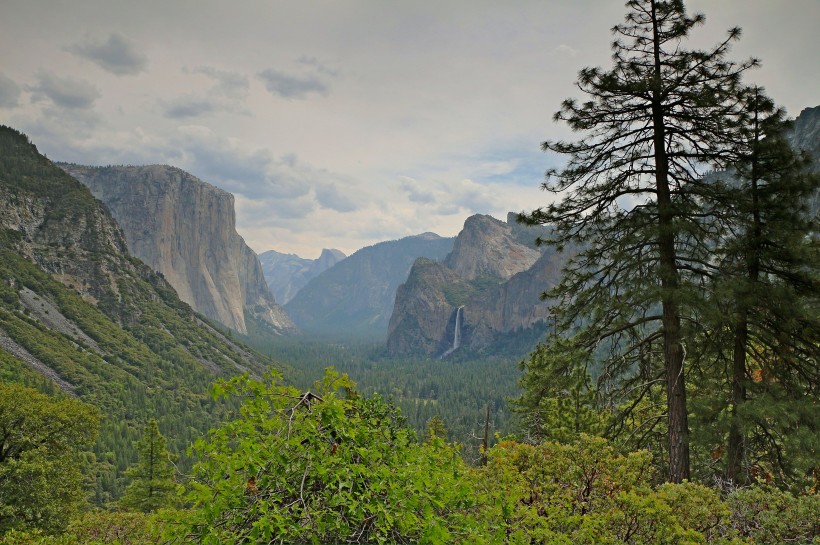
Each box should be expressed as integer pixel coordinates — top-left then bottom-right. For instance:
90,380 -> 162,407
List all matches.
1,0 -> 819,543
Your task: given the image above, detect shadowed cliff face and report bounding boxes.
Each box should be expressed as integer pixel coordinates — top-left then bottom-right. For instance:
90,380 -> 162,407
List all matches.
59,164 -> 295,335
387,214 -> 565,356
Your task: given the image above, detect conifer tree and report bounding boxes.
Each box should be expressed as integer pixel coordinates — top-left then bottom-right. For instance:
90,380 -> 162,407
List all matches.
512,336 -> 606,444
119,418 -> 177,512
711,88 -> 820,484
521,0 -> 755,482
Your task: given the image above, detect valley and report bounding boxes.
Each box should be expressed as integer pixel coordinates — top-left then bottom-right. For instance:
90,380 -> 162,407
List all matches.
1,1 -> 819,541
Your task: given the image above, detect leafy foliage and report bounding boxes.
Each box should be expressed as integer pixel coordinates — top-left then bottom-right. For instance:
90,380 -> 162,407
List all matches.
174,369 -> 471,544
0,383 -> 98,533
244,336 -> 522,462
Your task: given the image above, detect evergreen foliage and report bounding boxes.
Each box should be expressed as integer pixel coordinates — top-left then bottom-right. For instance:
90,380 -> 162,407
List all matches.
119,419 -> 177,512
707,88 -> 820,485
520,0 -> 758,482
511,337 -> 607,444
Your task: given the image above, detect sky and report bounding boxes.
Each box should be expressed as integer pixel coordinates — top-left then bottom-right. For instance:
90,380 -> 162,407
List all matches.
1,1 -> 818,258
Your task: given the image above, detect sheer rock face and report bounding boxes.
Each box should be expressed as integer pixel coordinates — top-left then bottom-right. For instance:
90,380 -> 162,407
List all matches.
386,258 -> 470,355
388,214 -> 565,356
59,164 -> 295,335
787,105 -> 820,217
259,248 -> 346,305
444,214 -> 541,281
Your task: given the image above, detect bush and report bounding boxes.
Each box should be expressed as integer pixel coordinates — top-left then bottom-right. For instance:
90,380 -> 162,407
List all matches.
172,369 -> 472,544
728,484 -> 820,544
465,437 -> 747,545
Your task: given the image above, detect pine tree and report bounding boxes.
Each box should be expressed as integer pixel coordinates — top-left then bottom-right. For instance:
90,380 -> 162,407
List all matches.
512,336 -> 606,444
425,415 -> 448,442
712,88 -> 820,485
119,418 -> 177,512
521,0 -> 755,482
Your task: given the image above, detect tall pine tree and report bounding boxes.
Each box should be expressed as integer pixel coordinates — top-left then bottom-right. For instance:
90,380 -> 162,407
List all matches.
521,0 -> 755,482
119,418 -> 177,512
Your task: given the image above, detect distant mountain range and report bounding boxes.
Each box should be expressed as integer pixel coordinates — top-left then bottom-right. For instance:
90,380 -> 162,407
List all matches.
283,233 -> 455,339
259,248 -> 346,305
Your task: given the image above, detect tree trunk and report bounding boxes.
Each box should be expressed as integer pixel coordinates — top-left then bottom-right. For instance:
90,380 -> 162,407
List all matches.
651,0 -> 690,483
727,311 -> 747,482
727,95 -> 762,483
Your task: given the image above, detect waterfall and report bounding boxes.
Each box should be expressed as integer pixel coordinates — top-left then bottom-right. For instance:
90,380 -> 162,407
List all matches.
452,305 -> 463,350
441,305 -> 464,358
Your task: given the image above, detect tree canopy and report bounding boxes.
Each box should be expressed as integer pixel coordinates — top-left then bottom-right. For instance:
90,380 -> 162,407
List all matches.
0,383 -> 98,533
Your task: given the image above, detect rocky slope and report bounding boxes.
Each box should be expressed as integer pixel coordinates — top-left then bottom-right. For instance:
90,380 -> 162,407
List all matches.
58,163 -> 295,335
259,248 -> 346,305
387,214 -> 563,356
285,233 -> 454,339
0,125 -> 273,500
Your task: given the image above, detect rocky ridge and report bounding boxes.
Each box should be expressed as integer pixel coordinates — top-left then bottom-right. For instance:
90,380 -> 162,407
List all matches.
284,232 -> 454,339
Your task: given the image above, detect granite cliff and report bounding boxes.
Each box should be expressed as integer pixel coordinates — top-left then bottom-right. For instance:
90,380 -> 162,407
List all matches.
786,105 -> 820,217
259,248 -> 346,305
387,214 -> 564,356
58,164 -> 295,335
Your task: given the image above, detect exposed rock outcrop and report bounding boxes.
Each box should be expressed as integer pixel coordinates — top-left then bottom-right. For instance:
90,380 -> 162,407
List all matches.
444,214 -> 541,281
387,214 -> 564,356
59,164 -> 295,335
786,105 -> 820,217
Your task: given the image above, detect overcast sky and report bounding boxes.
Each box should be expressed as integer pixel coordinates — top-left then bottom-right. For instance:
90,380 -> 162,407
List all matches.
1,1 -> 818,258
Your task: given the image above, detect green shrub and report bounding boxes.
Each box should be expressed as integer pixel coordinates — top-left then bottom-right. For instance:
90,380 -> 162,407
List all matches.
172,369 -> 473,544
728,484 -> 820,544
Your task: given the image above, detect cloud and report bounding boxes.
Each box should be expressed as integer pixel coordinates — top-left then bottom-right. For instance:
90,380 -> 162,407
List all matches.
257,68 -> 328,99
28,72 -> 100,109
0,74 -> 21,108
297,56 -> 339,77
170,126 -> 360,218
190,66 -> 249,99
161,66 -> 249,119
398,176 -> 435,204
314,181 -> 359,212
65,33 -> 148,75
552,44 -> 578,58
162,96 -> 217,118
